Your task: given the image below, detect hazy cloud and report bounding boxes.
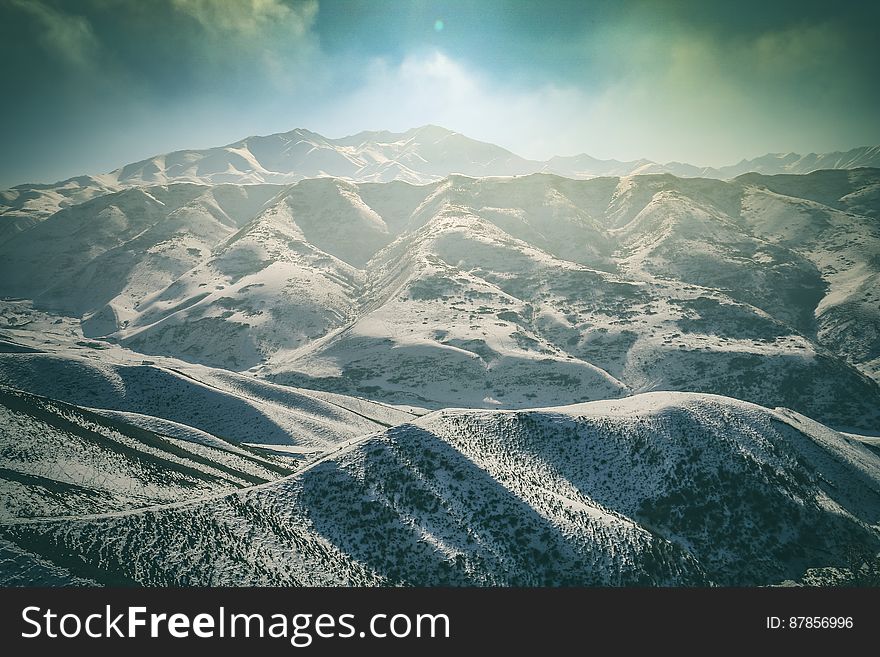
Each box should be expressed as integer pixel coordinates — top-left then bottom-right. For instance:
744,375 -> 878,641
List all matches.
578,17 -> 879,164
170,0 -> 316,38
310,51 -> 590,160
306,7 -> 880,167
167,0 -> 320,87
0,0 -> 323,186
8,0 -> 101,71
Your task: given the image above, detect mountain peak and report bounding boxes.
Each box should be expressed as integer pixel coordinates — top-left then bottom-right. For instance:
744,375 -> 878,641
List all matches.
406,124 -> 457,137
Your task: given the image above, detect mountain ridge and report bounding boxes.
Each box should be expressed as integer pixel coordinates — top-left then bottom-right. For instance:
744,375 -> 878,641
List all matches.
3,170 -> 879,431
3,125 -> 879,221
3,390 -> 877,586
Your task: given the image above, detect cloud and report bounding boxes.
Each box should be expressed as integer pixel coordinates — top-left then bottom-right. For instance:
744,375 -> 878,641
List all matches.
8,0 -> 101,71
170,0 -> 316,38
311,13 -> 879,169
578,18 -> 878,163
164,0 -> 320,89
5,0 -> 320,93
0,0 -> 325,186
1,0 -> 878,187
308,51 -> 592,160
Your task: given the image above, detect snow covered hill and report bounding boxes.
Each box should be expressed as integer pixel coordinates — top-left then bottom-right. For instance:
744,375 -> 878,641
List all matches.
543,146 -> 880,181
0,184 -> 282,321
0,350 -> 414,450
0,175 -> 120,245
2,392 -> 876,586
699,146 -> 880,179
0,384 -> 299,521
2,170 -> 879,430
3,126 -> 878,245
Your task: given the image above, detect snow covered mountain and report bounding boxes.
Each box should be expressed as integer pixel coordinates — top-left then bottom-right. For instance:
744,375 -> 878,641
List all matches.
695,146 -> 880,179
543,146 -> 880,180
109,125 -> 540,187
46,127 -> 880,188
2,392 -> 877,586
0,351 -> 415,450
1,126 -> 879,588
3,169 -> 878,431
3,126 -> 878,246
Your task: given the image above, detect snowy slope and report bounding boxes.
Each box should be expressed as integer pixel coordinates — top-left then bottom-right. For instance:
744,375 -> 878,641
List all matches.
4,127 -> 877,239
3,125 -> 879,589
0,175 -> 120,245
259,174 -> 880,428
2,170 -> 879,429
269,194 -> 629,407
545,146 -> 880,180
0,184 -> 281,319
0,350 -> 414,449
735,170 -> 880,381
13,127 -> 876,192
115,186 -> 365,370
702,146 -> 880,179
3,392 -> 876,586
0,385 -> 296,521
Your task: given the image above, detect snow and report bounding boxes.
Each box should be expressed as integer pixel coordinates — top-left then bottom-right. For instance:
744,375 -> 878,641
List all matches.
0,126 -> 879,587
3,166 -> 880,428
4,390 -> 877,586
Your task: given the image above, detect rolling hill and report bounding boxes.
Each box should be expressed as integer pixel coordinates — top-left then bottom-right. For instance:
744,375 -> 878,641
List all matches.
2,392 -> 876,586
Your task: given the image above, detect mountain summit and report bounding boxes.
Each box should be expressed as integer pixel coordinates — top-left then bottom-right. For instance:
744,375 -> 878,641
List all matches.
112,125 -> 539,186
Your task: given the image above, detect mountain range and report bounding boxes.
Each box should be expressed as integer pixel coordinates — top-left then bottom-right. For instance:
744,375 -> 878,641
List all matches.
1,125 -> 878,587
2,125 -> 879,242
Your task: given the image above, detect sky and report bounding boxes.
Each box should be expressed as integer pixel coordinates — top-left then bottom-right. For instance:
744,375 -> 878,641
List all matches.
1,0 -> 879,187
